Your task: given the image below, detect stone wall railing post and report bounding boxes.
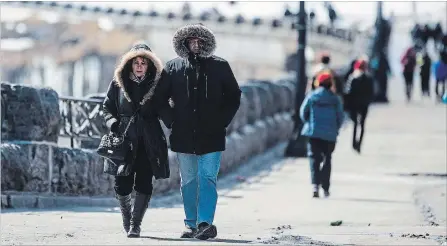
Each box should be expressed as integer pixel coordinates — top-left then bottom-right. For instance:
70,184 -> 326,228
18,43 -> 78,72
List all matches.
48,144 -> 53,194
68,101 -> 74,148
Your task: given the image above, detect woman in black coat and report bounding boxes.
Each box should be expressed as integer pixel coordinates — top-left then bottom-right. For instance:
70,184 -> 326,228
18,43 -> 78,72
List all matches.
344,59 -> 374,153
102,43 -> 172,238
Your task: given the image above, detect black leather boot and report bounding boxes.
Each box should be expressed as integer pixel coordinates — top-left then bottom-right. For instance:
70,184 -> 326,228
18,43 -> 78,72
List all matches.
127,192 -> 151,238
116,193 -> 132,233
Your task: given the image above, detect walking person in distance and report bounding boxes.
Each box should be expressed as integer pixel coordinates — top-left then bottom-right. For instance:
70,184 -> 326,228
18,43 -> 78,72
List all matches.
300,71 -> 344,198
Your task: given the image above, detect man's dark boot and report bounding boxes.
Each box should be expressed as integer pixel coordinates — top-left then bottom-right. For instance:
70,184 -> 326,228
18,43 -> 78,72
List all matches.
127,192 -> 151,238
116,193 -> 132,233
195,222 -> 217,240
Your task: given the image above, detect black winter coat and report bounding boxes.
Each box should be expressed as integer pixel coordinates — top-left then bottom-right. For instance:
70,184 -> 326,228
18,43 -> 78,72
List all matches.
420,55 -> 432,77
102,48 -> 173,179
163,55 -> 241,155
344,71 -> 374,110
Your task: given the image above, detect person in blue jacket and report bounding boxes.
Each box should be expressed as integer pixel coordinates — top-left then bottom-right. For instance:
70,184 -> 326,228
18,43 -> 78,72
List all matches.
300,71 -> 344,198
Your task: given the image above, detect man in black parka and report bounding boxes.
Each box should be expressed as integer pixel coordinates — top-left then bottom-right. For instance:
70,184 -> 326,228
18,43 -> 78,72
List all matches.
162,23 -> 241,240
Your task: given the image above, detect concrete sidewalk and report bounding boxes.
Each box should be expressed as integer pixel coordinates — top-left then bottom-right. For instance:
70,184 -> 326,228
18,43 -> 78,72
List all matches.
2,94 -> 446,245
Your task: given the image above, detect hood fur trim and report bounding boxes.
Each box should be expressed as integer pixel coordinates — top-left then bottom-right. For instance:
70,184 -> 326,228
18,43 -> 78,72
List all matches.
113,49 -> 163,105
173,24 -> 216,59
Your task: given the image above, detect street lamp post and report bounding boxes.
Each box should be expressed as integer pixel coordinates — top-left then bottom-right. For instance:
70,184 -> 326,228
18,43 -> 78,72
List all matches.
370,1 -> 391,103
285,1 -> 308,157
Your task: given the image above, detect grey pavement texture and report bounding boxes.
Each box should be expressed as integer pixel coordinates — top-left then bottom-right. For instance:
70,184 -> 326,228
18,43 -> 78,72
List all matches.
1,81 -> 447,245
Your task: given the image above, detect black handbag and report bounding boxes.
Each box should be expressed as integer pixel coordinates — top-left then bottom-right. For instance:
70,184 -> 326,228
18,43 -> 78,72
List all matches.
97,115 -> 136,176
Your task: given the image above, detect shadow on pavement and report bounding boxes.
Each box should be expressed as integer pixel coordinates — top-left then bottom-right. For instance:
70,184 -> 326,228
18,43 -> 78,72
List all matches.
142,235 -> 252,244
331,197 -> 410,204
395,172 -> 447,178
143,143 -> 290,210
1,206 -> 120,214
258,234 -> 348,246
147,144 -> 290,210
219,194 -> 244,199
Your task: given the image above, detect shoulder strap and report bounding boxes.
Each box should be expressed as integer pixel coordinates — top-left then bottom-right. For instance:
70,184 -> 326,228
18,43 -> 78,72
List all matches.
118,87 -> 123,103
122,105 -> 143,136
111,83 -> 121,119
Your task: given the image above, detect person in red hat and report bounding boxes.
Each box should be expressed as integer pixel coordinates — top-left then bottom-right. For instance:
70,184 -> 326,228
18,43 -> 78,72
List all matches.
344,59 -> 374,153
310,52 -> 342,94
300,71 -> 344,198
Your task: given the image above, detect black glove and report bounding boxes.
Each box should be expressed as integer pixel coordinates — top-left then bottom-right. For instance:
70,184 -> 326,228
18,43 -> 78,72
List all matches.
111,121 -> 119,133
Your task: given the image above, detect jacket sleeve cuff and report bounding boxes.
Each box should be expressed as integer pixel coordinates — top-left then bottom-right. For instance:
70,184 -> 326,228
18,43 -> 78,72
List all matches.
106,118 -> 118,130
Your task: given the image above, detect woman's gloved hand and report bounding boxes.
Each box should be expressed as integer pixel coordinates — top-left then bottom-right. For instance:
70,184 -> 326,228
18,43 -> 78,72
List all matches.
111,121 -> 119,133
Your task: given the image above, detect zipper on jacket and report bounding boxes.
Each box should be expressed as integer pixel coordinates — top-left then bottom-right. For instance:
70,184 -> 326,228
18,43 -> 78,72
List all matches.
186,74 -> 190,98
183,61 -> 190,99
205,74 -> 208,99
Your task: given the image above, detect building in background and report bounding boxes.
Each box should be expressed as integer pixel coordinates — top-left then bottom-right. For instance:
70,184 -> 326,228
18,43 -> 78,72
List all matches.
0,2 -> 360,98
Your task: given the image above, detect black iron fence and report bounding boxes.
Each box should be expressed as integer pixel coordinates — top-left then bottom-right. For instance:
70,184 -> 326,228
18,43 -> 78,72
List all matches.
59,96 -> 106,148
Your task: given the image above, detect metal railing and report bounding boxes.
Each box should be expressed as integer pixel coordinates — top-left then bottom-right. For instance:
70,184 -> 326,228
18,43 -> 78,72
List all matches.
59,96 -> 106,148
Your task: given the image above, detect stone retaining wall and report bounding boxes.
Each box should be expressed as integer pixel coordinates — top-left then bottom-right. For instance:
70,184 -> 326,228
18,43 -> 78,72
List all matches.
1,112 -> 293,196
1,76 -> 297,196
1,82 -> 61,142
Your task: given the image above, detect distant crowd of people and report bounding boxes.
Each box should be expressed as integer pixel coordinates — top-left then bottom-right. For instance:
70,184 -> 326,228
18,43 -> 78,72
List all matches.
411,23 -> 445,51
402,23 -> 447,102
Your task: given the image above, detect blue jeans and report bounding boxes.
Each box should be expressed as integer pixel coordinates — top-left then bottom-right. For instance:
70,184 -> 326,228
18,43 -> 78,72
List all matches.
177,152 -> 221,228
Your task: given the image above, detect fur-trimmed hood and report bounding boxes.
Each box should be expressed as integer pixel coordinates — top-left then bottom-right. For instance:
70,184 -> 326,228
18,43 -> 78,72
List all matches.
113,43 -> 164,105
172,24 -> 216,59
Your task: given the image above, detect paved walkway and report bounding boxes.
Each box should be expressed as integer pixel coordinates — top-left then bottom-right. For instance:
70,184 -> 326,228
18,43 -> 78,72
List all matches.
2,81 -> 446,245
